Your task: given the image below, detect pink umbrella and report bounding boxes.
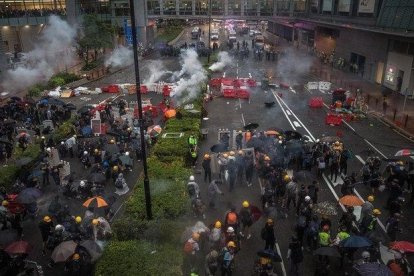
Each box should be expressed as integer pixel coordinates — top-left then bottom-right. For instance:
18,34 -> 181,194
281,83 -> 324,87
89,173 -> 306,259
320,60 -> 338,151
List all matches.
395,149 -> 414,157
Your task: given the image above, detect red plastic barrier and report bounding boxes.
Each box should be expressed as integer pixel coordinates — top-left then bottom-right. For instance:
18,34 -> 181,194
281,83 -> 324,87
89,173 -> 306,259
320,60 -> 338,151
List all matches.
325,113 -> 343,126
162,85 -> 171,97
223,89 -> 237,98
236,89 -> 250,99
309,97 -> 323,108
210,78 -> 221,87
140,85 -> 148,94
279,83 -> 290,89
233,79 -> 243,88
246,79 -> 257,87
221,78 -> 235,86
105,85 -> 120,93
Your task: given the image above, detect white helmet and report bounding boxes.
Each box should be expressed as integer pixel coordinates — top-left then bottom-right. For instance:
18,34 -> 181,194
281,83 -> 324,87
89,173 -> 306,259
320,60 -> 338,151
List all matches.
83,151 -> 88,155
55,224 -> 64,231
80,181 -> 86,187
227,227 -> 234,233
46,147 -> 51,152
61,141 -> 64,145
305,196 -> 311,202
189,175 -> 195,181
361,251 -> 370,259
125,151 -> 130,156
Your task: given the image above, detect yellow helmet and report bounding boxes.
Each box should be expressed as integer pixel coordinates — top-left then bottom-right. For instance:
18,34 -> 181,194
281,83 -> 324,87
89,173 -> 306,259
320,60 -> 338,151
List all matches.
223,153 -> 229,158
204,153 -> 210,159
373,209 -> 381,216
367,195 -> 374,202
229,151 -> 235,156
109,139 -> 115,144
72,253 -> 80,260
227,241 -> 236,248
264,156 -> 271,161
242,201 -> 249,208
284,175 -> 290,182
2,200 -> 8,206
92,219 -> 99,226
335,141 -> 340,145
267,218 -> 273,224
192,232 -> 200,241
215,221 -> 222,229
43,216 -> 51,223
113,166 -> 119,171
94,149 -> 99,153
75,216 -> 82,223
238,150 -> 244,155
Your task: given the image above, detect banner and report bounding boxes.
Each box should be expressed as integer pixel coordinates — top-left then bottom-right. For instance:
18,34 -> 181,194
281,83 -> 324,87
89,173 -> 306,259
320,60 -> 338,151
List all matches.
124,19 -> 133,46
338,0 -> 351,12
358,0 -> 375,13
322,0 -> 332,11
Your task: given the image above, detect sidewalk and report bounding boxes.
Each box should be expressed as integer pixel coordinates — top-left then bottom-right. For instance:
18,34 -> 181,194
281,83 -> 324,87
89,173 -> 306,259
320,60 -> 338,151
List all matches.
315,62 -> 414,138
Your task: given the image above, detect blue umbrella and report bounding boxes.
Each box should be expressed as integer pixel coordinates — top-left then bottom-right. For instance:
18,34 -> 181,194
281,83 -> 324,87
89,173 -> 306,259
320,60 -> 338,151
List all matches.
340,235 -> 372,248
353,263 -> 393,276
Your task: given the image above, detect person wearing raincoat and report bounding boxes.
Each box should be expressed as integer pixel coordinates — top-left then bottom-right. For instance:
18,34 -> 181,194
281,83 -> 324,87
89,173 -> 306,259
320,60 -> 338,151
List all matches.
114,173 -> 129,196
208,180 -> 223,209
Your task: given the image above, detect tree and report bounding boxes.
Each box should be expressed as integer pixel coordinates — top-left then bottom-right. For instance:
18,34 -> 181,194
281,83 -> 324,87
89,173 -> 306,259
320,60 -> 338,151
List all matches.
78,14 -> 114,66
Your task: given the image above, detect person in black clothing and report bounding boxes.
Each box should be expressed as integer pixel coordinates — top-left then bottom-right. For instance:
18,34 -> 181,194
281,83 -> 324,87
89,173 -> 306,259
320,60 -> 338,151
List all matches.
38,216 -> 54,254
261,218 -> 276,250
202,154 -> 212,183
287,236 -> 303,276
307,181 -> 319,204
339,207 -> 356,233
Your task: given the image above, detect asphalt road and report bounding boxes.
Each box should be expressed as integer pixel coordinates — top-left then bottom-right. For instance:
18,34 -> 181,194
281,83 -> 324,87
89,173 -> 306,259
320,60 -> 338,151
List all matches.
20,24 -> 414,275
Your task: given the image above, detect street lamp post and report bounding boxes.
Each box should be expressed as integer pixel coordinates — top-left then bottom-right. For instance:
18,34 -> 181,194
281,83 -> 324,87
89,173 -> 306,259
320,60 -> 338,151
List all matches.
207,0 -> 212,63
128,0 -> 152,220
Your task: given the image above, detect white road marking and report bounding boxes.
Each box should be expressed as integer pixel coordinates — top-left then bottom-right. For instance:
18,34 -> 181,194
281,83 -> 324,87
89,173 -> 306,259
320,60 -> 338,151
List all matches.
355,155 -> 366,164
273,92 -> 296,130
363,139 -> 387,158
241,113 -> 246,126
223,72 -> 226,78
286,110 -> 292,116
342,119 -> 356,132
332,176 -> 344,187
274,93 -> 316,141
319,90 -> 326,94
239,98 -> 242,109
293,121 -> 301,128
275,243 -> 287,276
289,88 -> 296,94
248,73 -> 252,78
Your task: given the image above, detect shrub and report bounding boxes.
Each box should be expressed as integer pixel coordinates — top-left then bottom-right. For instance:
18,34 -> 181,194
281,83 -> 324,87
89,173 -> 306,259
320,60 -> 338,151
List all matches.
53,72 -> 80,83
48,76 -> 66,88
0,165 -> 19,190
53,118 -> 77,142
28,84 -> 47,97
95,240 -> 183,276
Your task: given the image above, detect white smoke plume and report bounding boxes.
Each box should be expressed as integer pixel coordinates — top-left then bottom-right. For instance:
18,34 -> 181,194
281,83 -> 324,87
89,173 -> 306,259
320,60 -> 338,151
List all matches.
209,51 -> 233,72
276,48 -> 313,86
142,60 -> 172,84
2,15 -> 77,92
104,46 -> 133,68
172,49 -> 207,104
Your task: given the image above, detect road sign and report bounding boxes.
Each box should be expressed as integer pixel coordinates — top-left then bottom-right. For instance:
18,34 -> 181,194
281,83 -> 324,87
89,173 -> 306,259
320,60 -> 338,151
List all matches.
124,19 -> 133,46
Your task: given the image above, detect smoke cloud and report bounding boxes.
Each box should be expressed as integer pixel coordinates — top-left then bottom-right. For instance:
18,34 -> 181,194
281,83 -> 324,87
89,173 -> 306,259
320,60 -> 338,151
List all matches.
209,51 -> 233,72
104,46 -> 133,68
2,15 -> 77,92
276,48 -> 313,86
172,49 -> 207,104
142,60 -> 172,85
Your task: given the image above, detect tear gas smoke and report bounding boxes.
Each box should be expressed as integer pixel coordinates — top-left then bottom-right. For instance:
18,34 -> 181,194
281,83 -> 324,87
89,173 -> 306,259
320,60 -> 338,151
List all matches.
2,15 -> 77,92
142,60 -> 172,84
172,49 -> 207,104
276,48 -> 313,86
104,46 -> 133,68
209,51 -> 233,72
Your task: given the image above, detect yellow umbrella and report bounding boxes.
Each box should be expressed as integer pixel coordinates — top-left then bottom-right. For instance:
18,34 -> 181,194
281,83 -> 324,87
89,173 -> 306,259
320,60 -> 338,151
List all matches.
83,196 -> 108,208
338,195 -> 364,207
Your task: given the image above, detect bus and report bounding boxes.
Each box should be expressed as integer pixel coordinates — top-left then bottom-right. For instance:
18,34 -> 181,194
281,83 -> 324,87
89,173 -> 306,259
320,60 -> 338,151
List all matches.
254,35 -> 265,50
191,27 -> 201,39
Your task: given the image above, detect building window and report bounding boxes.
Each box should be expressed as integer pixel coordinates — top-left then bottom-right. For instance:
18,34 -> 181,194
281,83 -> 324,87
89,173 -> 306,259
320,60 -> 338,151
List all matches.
211,0 -> 224,15
195,0 -> 208,15
260,0 -> 273,16
244,0 -> 257,16
179,0 -> 192,15
228,0 -> 241,16
147,0 -> 160,15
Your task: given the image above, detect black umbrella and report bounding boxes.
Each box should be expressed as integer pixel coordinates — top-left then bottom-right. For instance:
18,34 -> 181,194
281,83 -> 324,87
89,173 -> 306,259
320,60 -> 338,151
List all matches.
353,263 -> 393,276
88,173 -> 106,183
246,137 -> 265,151
264,102 -> 275,108
257,249 -> 282,262
16,188 -> 42,204
243,123 -> 259,131
80,240 -> 103,262
313,246 -> 341,258
210,143 -> 227,153
77,105 -> 94,115
284,130 -> 302,141
10,96 -> 22,102
45,97 -> 66,106
0,229 -> 19,247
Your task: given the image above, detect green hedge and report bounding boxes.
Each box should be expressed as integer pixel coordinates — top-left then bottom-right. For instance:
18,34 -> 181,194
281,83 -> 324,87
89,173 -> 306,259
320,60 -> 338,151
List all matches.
95,240 -> 183,276
96,94 -> 205,275
28,73 -> 81,97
